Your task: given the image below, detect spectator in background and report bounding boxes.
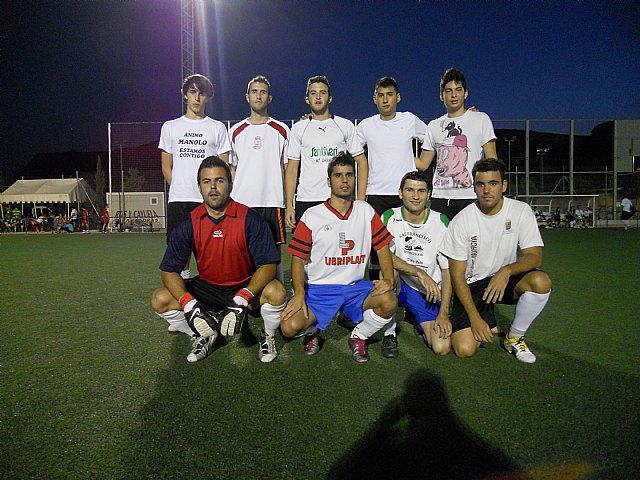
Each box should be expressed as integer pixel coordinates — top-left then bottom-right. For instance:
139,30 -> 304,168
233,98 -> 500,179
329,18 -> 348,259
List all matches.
81,207 -> 90,233
621,194 -> 636,231
101,204 -> 110,233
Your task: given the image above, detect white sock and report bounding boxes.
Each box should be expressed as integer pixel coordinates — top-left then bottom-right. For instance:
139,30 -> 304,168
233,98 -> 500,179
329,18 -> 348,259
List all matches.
510,291 -> 551,337
261,302 -> 285,337
383,315 -> 397,337
352,309 -> 390,340
158,310 -> 193,336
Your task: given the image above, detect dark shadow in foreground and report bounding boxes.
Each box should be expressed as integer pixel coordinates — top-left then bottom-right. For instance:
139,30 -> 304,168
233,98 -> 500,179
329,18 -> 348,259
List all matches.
327,369 -> 526,480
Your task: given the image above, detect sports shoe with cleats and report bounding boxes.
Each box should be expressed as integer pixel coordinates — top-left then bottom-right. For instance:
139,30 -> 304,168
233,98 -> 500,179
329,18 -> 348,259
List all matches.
504,336 -> 536,363
187,333 -> 217,363
348,335 -> 369,363
381,335 -> 399,358
303,330 -> 320,356
258,330 -> 278,363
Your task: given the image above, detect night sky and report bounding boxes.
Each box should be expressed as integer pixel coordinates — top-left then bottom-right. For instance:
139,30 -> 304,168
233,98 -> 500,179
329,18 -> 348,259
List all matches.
2,0 -> 639,179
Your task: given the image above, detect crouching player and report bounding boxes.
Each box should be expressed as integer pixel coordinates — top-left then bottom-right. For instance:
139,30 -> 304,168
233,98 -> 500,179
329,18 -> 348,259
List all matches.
150,156 -> 287,363
381,170 -> 452,357
441,158 -> 552,363
281,152 -> 397,363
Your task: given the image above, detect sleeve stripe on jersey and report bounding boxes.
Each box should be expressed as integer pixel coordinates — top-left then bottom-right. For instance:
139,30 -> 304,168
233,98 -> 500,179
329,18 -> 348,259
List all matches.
286,242 -> 310,259
372,229 -> 393,250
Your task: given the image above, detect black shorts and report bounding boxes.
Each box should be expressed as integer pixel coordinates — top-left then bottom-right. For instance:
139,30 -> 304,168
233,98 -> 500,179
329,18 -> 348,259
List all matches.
252,207 -> 286,246
365,195 -> 402,269
430,198 -> 475,221
366,194 -> 402,215
295,200 -> 323,226
167,201 -> 201,242
451,271 -> 533,332
185,276 -> 259,314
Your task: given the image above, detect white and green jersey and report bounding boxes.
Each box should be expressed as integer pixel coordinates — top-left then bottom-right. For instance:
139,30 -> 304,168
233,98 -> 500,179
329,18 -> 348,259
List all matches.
382,206 -> 449,294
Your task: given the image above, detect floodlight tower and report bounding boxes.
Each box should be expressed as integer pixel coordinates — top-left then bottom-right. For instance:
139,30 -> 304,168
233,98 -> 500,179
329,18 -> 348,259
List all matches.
181,0 -> 195,112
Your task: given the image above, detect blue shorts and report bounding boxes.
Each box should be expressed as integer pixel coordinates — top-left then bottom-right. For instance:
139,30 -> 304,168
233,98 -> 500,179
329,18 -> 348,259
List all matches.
305,281 -> 374,330
397,278 -> 440,324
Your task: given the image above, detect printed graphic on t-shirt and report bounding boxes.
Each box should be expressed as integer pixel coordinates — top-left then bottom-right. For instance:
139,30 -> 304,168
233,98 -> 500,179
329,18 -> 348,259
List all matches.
435,120 -> 471,189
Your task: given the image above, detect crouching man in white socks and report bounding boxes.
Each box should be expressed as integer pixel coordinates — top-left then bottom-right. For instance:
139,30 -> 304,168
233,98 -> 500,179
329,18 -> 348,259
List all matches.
151,156 -> 286,363
281,152 -> 397,363
440,158 -> 552,363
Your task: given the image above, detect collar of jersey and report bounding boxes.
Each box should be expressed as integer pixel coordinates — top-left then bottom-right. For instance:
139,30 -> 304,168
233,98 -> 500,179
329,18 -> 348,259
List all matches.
324,200 -> 353,220
195,199 -> 238,223
401,205 -> 430,225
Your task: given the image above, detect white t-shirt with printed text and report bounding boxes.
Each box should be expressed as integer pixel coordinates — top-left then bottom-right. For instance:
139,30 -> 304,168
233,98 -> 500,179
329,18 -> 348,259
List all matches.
440,197 -> 543,284
287,116 -> 364,202
382,206 -> 449,294
159,116 -> 232,203
423,110 -> 496,200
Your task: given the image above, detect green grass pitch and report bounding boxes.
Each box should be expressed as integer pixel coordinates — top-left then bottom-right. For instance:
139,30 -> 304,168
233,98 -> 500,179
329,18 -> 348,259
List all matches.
0,229 -> 638,479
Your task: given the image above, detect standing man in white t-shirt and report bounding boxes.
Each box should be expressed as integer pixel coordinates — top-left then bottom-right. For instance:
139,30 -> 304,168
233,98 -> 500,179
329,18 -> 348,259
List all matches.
229,75 -> 290,283
440,158 -> 552,363
159,74 -> 232,278
285,76 -> 368,230
417,68 -> 497,221
357,76 -> 428,281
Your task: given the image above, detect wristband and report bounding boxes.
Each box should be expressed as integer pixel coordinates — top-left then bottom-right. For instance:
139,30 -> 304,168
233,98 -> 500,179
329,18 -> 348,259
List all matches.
179,292 -> 195,310
233,288 -> 254,307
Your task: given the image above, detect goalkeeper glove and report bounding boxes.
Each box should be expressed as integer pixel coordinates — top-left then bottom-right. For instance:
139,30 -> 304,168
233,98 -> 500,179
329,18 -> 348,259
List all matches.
180,292 -> 220,337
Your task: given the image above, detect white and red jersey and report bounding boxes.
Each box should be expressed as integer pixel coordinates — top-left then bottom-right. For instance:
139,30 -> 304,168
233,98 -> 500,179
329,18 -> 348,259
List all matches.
440,197 -> 543,284
159,116 -> 232,203
356,112 -> 427,195
287,116 -> 364,202
382,206 -> 449,294
229,118 -> 290,208
423,110 -> 496,200
287,200 -> 392,285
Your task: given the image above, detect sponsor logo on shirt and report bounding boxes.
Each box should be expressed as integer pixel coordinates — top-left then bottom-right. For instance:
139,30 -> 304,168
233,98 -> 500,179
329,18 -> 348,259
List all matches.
213,230 -> 223,238
253,136 -> 263,150
310,146 -> 339,162
324,232 -> 366,266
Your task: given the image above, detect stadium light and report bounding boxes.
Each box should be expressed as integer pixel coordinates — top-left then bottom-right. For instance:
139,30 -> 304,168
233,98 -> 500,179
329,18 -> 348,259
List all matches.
504,136 -> 516,195
536,147 -> 549,193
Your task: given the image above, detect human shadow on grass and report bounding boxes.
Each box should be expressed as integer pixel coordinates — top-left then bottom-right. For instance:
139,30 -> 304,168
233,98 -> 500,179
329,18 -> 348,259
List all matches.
327,368 -> 524,480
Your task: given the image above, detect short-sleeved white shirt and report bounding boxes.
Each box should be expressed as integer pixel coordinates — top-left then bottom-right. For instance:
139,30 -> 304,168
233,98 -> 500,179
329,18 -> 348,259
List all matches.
382,206 -> 450,294
159,116 -> 232,203
423,110 -> 496,200
287,116 -> 364,202
440,197 -> 543,283
287,200 -> 391,285
356,112 -> 427,195
228,118 -> 290,208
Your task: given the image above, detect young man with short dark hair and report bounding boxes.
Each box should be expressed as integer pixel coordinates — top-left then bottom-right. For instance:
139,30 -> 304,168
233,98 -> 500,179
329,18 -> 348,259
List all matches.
282,153 -> 397,363
159,74 -> 232,278
417,68 -> 497,220
441,158 -> 552,363
151,156 -> 286,363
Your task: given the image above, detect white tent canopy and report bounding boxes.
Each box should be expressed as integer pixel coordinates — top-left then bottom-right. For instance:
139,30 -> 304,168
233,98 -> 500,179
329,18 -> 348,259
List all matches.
0,178 -> 96,204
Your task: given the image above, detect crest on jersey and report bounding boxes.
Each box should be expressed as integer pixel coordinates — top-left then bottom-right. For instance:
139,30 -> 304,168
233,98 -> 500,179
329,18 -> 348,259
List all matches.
339,232 -> 355,255
505,219 -> 512,230
253,136 -> 263,149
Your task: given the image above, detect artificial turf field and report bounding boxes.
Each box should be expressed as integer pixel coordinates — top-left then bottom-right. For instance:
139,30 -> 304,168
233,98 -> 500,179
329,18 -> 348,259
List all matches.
0,228 -> 638,479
